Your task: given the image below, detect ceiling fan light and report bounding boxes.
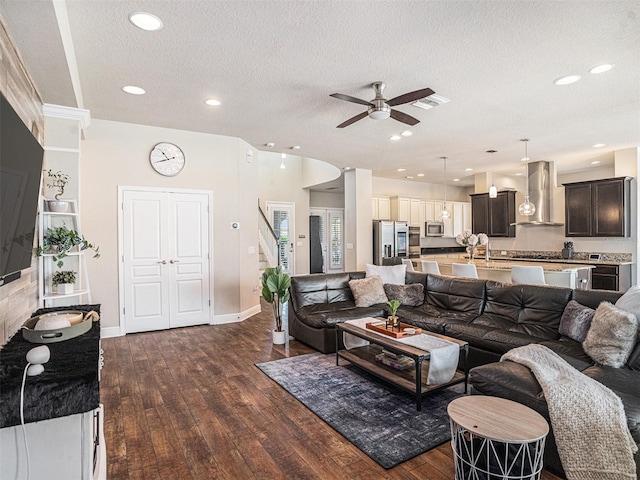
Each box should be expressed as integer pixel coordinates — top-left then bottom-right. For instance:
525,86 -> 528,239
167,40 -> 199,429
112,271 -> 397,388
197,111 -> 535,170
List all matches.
489,185 -> 497,198
369,110 -> 390,120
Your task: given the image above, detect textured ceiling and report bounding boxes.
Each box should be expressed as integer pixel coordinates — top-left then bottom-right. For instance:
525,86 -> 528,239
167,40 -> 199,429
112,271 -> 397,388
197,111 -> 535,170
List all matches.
2,0 -> 639,186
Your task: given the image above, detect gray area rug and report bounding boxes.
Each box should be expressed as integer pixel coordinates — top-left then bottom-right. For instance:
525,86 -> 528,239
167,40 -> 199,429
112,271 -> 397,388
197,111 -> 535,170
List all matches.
256,352 -> 462,469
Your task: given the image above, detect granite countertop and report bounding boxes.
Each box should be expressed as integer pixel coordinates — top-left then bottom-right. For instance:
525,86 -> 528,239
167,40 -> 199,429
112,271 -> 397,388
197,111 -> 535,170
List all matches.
490,257 -> 633,266
420,256 -> 594,272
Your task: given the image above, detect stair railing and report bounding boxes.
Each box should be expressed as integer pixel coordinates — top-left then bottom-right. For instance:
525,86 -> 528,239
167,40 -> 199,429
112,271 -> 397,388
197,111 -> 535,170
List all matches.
258,204 -> 280,268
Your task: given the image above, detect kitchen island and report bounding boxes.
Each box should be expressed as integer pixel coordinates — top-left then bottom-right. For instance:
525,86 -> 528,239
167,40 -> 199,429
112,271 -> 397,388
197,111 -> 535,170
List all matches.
419,256 -> 594,289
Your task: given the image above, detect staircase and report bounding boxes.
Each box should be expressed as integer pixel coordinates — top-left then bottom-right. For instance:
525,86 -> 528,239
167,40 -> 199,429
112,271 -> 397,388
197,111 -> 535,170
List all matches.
258,204 -> 279,276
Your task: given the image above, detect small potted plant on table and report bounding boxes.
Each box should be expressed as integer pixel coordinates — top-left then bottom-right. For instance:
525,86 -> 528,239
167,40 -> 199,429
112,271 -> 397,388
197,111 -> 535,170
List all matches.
52,270 -> 76,295
261,265 -> 291,344
46,169 -> 70,212
386,299 -> 401,330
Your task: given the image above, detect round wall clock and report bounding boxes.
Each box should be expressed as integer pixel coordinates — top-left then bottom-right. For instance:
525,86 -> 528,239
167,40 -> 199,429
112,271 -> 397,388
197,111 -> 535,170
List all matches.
149,142 -> 185,176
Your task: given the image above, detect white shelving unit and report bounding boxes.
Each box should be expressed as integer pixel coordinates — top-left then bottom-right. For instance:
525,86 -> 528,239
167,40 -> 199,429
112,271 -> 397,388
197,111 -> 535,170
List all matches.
38,196 -> 92,307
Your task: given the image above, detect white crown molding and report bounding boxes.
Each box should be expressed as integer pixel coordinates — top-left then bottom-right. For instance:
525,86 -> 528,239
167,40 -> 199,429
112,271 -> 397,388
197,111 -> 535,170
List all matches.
43,103 -> 91,130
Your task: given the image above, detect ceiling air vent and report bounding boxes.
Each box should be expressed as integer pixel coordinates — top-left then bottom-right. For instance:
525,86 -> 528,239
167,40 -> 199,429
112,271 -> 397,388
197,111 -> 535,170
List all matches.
412,94 -> 450,110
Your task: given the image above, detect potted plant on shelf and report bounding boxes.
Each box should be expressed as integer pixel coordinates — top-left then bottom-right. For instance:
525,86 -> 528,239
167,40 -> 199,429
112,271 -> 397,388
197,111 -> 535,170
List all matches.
36,225 -> 100,268
455,230 -> 489,263
261,265 -> 291,345
52,270 -> 76,295
386,299 -> 401,330
46,169 -> 70,212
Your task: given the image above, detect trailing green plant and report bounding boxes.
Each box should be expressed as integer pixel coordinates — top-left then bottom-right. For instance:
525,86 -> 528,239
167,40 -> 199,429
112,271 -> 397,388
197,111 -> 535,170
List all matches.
52,270 -> 77,287
36,225 -> 100,268
46,169 -> 70,200
261,265 -> 291,332
387,299 -> 401,318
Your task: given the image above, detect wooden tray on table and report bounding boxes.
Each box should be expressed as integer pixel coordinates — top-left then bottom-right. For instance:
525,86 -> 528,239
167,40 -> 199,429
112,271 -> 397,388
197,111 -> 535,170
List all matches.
365,321 -> 422,338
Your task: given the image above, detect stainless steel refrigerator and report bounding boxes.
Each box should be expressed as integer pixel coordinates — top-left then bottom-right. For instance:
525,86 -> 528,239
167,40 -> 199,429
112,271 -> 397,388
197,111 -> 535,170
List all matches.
373,220 -> 409,265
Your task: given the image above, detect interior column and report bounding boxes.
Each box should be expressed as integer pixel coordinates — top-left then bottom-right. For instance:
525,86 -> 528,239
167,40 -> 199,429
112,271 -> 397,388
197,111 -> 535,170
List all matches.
344,168 -> 373,271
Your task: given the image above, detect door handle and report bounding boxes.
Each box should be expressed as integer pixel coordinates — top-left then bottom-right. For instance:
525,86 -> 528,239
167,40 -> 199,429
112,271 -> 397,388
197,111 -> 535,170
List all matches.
170,259 -> 180,264
157,260 -> 167,264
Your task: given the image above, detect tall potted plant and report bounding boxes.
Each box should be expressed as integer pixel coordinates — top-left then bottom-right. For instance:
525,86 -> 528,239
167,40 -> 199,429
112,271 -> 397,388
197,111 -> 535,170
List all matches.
261,265 -> 291,344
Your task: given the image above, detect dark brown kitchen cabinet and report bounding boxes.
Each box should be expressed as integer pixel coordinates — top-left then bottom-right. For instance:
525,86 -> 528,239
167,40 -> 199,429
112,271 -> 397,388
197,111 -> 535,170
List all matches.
563,177 -> 631,237
470,191 -> 516,237
591,264 -> 632,292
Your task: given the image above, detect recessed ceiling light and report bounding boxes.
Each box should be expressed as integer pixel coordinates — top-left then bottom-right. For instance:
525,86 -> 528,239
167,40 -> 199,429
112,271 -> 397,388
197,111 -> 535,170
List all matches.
592,143 -> 606,148
554,75 -> 582,85
122,85 -> 145,95
464,168 -> 473,172
129,12 -> 163,31
417,173 -> 425,177
344,166 -> 351,170
389,135 -> 401,141
265,142 -> 275,148
292,145 -> 301,150
205,98 -> 221,106
405,176 -> 414,179
401,130 -> 412,137
453,178 -> 460,182
521,157 -> 530,162
589,64 -> 614,74
397,168 -> 406,172
515,173 -> 523,176
591,160 -> 601,165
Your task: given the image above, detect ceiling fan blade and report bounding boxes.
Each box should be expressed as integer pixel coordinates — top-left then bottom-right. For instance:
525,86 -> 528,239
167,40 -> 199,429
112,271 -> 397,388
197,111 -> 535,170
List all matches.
337,111 -> 369,128
330,93 -> 373,106
390,109 -> 420,126
387,88 -> 435,106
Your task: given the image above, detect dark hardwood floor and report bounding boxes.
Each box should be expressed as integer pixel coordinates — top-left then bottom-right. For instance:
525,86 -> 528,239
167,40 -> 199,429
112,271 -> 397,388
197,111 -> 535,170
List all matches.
101,300 -> 562,479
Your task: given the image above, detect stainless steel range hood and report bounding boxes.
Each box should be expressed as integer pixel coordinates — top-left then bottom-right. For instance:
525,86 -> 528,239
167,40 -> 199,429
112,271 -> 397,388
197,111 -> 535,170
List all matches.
513,161 -> 564,226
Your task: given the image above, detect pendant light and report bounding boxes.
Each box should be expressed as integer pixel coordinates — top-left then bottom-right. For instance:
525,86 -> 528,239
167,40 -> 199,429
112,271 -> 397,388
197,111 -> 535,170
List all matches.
440,156 -> 450,219
518,139 -> 536,216
487,150 -> 498,198
280,153 -> 286,169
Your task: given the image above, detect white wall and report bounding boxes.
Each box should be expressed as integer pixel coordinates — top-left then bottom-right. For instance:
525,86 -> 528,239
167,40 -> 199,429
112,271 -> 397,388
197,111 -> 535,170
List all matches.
81,119 -> 260,330
310,191 -> 344,208
258,152 -> 310,276
373,176 -> 472,202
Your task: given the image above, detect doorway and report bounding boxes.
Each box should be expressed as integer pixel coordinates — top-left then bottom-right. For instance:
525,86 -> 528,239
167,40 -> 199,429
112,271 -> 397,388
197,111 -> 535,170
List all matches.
309,208 -> 344,273
120,188 -> 212,333
266,202 -> 295,275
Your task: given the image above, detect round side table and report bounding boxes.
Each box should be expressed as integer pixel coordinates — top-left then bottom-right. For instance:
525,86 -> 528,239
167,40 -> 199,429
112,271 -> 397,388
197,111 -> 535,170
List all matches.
447,396 -> 549,480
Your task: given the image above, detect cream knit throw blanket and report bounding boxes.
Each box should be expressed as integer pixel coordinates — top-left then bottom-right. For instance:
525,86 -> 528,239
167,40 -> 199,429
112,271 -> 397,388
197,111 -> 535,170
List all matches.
502,344 -> 637,480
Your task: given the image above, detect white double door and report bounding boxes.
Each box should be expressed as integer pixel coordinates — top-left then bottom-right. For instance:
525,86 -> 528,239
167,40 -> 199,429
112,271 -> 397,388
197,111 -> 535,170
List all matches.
122,189 -> 211,333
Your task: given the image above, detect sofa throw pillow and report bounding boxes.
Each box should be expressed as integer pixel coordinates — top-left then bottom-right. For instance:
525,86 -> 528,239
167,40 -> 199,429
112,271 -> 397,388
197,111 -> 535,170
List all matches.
559,300 -> 596,343
383,283 -> 424,307
365,263 -> 406,285
615,285 -> 640,323
349,275 -> 388,308
583,302 -> 639,368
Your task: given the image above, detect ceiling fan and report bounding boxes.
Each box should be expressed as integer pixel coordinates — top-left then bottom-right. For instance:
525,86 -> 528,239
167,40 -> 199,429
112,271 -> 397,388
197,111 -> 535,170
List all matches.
330,82 -> 435,128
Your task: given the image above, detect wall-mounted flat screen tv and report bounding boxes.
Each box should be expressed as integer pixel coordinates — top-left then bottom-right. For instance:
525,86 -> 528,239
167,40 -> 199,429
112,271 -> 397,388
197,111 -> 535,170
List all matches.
0,92 -> 44,285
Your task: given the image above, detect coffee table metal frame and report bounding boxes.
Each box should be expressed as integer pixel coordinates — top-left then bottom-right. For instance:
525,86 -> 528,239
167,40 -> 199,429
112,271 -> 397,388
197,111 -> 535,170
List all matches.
335,320 -> 469,411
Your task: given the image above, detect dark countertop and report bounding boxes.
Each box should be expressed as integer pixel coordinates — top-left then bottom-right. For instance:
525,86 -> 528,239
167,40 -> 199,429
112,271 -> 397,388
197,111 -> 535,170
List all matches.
491,257 -> 633,266
0,304 -> 100,429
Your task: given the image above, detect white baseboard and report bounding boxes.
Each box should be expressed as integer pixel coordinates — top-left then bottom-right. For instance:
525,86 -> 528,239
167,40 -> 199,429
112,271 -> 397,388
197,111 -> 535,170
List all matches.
100,326 -> 124,338
212,303 -> 261,325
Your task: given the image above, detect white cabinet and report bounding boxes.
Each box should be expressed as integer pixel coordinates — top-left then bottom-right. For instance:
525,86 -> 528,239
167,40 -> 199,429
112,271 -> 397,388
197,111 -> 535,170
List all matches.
390,197 -> 410,222
0,405 -> 106,480
372,197 -> 391,220
418,201 -> 426,236
453,203 -> 464,236
409,199 -> 421,226
462,203 -> 472,232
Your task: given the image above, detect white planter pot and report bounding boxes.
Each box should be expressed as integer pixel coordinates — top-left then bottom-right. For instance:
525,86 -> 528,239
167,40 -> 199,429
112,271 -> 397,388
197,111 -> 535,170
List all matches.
272,330 -> 286,345
48,200 -> 69,213
57,283 -> 74,295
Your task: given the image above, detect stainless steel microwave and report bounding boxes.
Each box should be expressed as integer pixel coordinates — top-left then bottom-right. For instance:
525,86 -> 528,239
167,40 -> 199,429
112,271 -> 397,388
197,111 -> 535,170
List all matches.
425,221 -> 444,236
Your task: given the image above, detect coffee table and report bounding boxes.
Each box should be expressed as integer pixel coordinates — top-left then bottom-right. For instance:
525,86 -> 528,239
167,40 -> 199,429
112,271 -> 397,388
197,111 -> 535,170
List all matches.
335,318 -> 469,411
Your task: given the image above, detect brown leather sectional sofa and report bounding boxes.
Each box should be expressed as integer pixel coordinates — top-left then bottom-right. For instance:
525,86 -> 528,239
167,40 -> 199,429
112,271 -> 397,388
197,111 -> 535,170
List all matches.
287,271 -> 639,477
